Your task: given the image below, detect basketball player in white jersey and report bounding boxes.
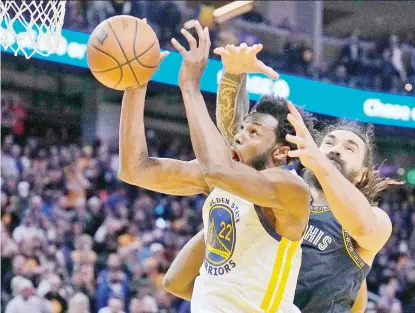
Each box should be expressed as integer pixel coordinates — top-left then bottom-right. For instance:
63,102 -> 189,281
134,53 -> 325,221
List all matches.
118,22 -> 314,313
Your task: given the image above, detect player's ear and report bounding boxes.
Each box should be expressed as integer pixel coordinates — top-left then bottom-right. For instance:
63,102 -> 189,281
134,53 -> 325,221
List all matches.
272,145 -> 290,162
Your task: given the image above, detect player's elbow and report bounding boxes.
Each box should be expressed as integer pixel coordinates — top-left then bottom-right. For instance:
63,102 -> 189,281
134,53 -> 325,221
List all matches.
162,275 -> 192,300
118,169 -> 132,184
162,275 -> 173,291
202,166 -> 223,186
353,224 -> 376,238
118,157 -> 152,185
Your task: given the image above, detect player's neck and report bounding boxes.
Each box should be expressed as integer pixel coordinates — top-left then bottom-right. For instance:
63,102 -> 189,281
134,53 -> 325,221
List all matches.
310,187 -> 329,207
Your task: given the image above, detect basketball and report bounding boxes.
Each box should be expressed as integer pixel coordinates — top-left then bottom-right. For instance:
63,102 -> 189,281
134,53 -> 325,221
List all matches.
87,15 -> 160,90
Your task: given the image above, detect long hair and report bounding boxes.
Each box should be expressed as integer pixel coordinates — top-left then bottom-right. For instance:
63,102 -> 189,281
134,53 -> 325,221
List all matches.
319,119 -> 403,206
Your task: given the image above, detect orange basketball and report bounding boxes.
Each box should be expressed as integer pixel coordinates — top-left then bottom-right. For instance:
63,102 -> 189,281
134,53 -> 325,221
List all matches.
87,15 -> 160,90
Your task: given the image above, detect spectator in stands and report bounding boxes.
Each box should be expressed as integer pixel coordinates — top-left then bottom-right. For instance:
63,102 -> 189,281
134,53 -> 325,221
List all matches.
2,255 -> 26,297
379,48 -> 399,91
12,211 -> 45,245
97,295 -> 125,313
389,34 -> 407,81
5,279 -> 52,313
68,293 -> 90,313
85,1 -> 114,32
44,274 -> 68,313
331,64 -> 350,86
96,254 -> 129,311
339,31 -> 363,76
377,278 -> 403,313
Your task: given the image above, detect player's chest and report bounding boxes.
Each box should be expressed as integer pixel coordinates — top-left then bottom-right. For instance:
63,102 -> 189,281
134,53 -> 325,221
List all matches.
302,210 -> 344,252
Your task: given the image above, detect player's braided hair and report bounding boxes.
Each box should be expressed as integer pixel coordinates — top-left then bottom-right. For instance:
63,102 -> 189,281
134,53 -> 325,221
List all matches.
250,95 -> 317,163
318,119 -> 403,206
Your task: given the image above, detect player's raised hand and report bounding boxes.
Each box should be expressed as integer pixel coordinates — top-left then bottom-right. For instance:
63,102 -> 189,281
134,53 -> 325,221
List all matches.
285,101 -> 324,172
213,43 -> 278,79
171,20 -> 211,89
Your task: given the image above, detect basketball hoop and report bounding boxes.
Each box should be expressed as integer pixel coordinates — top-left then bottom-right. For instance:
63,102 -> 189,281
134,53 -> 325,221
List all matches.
0,1 -> 66,59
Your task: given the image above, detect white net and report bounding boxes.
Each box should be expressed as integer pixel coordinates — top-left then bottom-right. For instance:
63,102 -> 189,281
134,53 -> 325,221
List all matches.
0,0 -> 66,59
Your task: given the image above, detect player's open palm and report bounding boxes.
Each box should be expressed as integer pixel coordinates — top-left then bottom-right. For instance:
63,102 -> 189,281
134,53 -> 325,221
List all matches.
171,20 -> 211,89
213,43 -> 278,79
285,101 -> 324,172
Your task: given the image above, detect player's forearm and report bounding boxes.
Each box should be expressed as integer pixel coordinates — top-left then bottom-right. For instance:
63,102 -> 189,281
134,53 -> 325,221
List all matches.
181,85 -> 231,170
314,160 -> 377,239
118,87 -> 153,181
216,72 -> 249,145
163,230 -> 205,300
351,280 -> 367,313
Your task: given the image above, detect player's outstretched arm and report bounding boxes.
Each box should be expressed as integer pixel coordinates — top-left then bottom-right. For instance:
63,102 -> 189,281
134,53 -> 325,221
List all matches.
214,44 -> 278,145
118,84 -> 209,196
286,102 -> 392,253
171,22 -> 309,217
163,230 -> 205,300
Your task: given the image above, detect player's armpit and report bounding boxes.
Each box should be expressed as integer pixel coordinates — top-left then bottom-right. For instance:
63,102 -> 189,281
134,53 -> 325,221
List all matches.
118,159 -> 210,196
163,229 -> 205,300
216,71 -> 249,145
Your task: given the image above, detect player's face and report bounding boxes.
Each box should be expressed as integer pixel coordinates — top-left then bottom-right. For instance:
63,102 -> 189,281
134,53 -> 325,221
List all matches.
319,130 -> 367,180
231,113 -> 284,171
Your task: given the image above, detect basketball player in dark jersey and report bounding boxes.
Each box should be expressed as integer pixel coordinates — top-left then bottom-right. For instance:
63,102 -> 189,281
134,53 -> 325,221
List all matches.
213,44 -> 400,313
163,43 -> 400,313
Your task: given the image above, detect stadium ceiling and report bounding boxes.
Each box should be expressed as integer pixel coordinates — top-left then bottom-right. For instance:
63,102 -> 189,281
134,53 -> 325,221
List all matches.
324,1 -> 415,39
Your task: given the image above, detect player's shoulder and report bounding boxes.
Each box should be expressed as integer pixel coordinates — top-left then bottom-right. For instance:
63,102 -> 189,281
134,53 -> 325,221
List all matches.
261,166 -> 307,187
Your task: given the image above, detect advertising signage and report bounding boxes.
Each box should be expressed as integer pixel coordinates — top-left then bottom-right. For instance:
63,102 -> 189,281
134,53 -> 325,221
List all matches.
2,25 -> 414,128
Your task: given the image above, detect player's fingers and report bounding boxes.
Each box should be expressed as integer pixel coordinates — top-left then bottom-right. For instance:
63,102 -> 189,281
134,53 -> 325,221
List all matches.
204,27 -> 211,58
159,51 -> 170,62
227,44 -> 238,54
257,60 -> 279,79
213,47 -> 225,55
287,113 -> 306,135
194,20 -> 206,48
287,149 -> 303,158
204,27 -> 211,45
171,38 -> 187,55
252,43 -> 263,54
240,42 -> 248,53
287,101 -> 303,120
141,18 -> 147,24
285,134 -> 305,147
180,28 -> 197,50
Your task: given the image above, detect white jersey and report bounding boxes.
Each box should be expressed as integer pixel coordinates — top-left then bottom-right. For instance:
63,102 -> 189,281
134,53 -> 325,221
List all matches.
192,167 -> 303,313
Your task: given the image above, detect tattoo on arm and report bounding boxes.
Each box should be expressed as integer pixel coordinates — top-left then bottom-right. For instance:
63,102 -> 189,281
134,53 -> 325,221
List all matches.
216,72 -> 249,145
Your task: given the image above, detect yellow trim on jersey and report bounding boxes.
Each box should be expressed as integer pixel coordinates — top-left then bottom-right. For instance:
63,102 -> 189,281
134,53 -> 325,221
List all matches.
260,238 -> 300,313
309,207 -> 331,214
268,240 -> 300,313
342,227 -> 366,269
261,238 -> 289,310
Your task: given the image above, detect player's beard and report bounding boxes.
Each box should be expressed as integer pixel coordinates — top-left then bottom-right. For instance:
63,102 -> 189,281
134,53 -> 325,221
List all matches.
303,152 -> 360,190
248,147 -> 273,171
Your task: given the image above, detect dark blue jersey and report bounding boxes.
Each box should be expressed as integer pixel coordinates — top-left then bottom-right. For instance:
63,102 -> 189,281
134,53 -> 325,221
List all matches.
294,205 -> 371,313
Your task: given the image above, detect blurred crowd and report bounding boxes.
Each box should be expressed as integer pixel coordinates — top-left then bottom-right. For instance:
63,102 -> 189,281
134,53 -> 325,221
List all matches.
1,132 -> 204,313
1,124 -> 415,313
62,0 -> 415,95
